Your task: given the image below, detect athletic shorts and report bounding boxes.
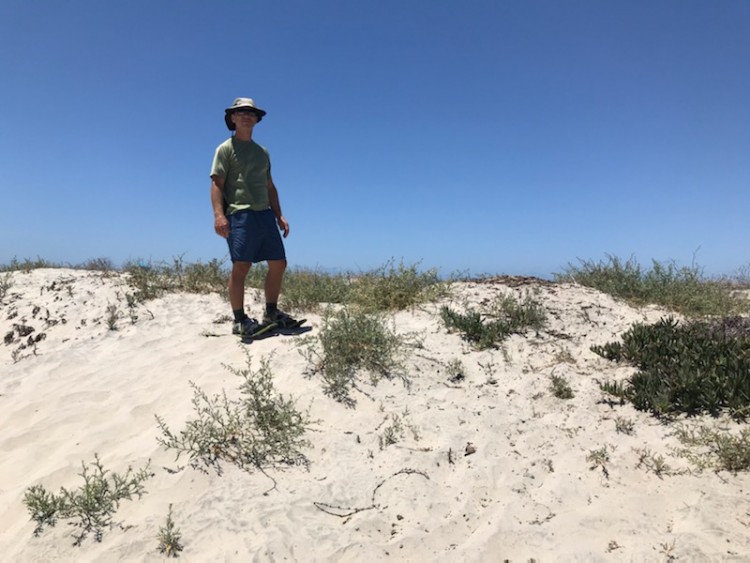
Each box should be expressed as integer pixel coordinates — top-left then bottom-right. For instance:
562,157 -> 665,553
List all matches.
227,208 -> 286,263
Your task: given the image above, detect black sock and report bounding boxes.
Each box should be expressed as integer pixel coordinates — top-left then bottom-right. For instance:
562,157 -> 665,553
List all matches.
265,303 -> 278,316
233,309 -> 246,322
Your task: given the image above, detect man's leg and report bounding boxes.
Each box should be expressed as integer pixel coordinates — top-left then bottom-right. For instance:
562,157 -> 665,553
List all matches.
265,259 -> 287,304
229,261 -> 252,314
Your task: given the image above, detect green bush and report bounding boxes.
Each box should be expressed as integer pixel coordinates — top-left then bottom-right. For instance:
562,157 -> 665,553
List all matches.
555,255 -> 746,316
278,268 -> 352,311
594,316 -> 750,418
303,307 -> 409,406
441,292 -> 546,349
23,455 -> 151,544
349,259 -> 447,311
156,355 -> 312,473
124,256 -> 228,302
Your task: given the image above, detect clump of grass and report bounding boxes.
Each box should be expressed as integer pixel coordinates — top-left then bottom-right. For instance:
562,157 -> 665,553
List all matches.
378,414 -> 405,450
587,446 -> 611,478
0,271 -> 12,301
594,316 -> 750,419
302,307 -> 409,406
555,255 -> 747,316
675,425 -> 750,473
441,292 -> 546,349
614,416 -> 635,435
23,454 -> 151,544
635,448 -> 679,478
549,375 -> 574,399
348,259 -> 447,312
124,256 -> 228,302
78,257 -> 117,272
1,256 -> 65,273
156,354 -> 313,474
277,268 -> 351,312
105,304 -> 120,331
157,504 -> 184,557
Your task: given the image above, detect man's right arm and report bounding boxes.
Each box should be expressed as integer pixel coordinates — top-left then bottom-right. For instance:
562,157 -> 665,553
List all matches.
210,175 -> 229,238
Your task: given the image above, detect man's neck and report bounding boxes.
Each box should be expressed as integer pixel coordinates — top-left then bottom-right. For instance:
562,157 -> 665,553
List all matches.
234,130 -> 253,142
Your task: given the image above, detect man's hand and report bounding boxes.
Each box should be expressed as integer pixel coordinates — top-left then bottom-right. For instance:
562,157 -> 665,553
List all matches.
214,215 -> 229,238
277,215 -> 290,238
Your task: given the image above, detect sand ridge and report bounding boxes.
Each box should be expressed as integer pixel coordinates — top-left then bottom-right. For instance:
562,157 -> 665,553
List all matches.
1,269 -> 748,561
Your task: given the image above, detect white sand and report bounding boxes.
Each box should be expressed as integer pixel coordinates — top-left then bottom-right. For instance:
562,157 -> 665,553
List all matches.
1,269 -> 748,561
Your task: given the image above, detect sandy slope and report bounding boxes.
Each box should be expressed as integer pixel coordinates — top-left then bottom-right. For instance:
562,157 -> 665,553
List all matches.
1,269 -> 748,561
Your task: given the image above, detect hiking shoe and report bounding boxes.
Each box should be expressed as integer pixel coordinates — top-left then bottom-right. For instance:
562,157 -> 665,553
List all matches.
232,317 -> 261,336
263,309 -> 301,329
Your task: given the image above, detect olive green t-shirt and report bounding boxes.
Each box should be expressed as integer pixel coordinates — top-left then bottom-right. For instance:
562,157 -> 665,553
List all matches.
210,137 -> 271,215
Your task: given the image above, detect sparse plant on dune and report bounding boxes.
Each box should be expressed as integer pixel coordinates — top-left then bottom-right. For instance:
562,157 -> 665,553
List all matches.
23,454 -> 152,544
674,425 -> 750,473
0,271 -> 12,301
156,354 -> 313,474
301,307 -> 409,406
156,504 -> 184,557
549,374 -> 574,399
441,292 -> 546,349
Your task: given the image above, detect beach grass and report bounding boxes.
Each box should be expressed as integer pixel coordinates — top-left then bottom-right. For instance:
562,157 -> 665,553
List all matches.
555,255 -> 748,317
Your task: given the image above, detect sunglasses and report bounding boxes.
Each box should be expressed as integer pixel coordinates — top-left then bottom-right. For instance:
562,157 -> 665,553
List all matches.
234,109 -> 259,115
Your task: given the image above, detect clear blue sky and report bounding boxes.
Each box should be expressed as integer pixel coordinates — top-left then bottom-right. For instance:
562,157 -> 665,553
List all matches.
1,0 -> 748,278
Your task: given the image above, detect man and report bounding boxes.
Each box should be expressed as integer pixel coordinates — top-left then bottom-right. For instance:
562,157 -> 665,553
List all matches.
210,97 -> 299,335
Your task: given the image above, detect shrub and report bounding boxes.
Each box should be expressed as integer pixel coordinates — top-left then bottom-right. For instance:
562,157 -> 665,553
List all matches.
278,268 -> 351,312
0,271 -> 12,301
23,454 -> 151,544
348,259 -> 447,311
555,255 -> 746,316
594,316 -> 750,419
441,292 -> 546,349
156,355 -> 313,473
549,375 -> 574,399
302,307 -> 409,406
156,504 -> 184,557
676,425 -> 750,473
123,256 -> 228,302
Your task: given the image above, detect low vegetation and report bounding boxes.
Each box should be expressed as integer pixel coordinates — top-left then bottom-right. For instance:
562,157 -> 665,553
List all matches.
23,455 -> 152,544
156,504 -> 184,557
441,291 -> 546,349
555,255 -> 748,317
301,307 -> 409,406
595,316 -> 750,419
156,354 -> 313,474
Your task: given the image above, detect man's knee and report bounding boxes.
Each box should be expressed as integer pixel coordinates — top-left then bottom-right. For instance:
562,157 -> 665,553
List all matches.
231,261 -> 252,279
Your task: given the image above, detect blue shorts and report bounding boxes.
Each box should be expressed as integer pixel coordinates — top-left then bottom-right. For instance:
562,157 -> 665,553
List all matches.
227,208 -> 286,263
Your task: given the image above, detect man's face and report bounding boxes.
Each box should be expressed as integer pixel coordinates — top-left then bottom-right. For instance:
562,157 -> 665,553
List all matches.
231,109 -> 259,129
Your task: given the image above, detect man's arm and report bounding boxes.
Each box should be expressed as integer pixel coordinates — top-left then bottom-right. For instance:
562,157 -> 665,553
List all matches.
210,175 -> 229,238
268,175 -> 289,238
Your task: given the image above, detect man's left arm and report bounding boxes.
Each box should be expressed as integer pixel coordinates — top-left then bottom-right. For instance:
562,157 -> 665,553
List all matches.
268,175 -> 289,238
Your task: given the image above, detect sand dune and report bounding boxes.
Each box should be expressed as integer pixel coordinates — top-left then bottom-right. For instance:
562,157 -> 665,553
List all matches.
1,269 -> 748,561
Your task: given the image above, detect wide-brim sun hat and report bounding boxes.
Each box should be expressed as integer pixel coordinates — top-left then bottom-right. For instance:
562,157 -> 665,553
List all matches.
224,97 -> 267,130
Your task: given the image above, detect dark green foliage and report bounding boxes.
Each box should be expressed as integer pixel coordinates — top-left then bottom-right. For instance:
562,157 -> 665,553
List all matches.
440,307 -> 510,349
441,293 -> 546,349
594,317 -> 750,418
